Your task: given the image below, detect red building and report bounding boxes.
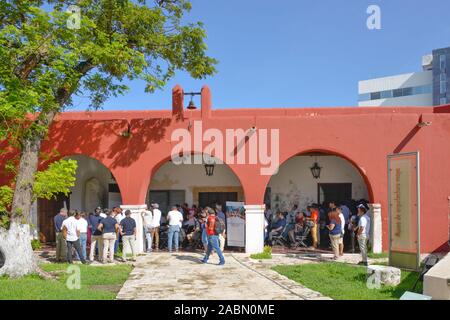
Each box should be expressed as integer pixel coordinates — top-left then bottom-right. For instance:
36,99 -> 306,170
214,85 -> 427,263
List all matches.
1,85 -> 450,254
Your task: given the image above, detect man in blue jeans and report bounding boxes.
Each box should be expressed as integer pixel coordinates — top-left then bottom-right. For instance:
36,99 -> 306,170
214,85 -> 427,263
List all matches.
201,208 -> 225,265
167,206 -> 183,252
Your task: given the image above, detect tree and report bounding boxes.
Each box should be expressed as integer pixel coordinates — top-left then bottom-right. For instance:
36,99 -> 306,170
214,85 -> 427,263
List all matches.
0,0 -> 216,277
0,159 -> 77,277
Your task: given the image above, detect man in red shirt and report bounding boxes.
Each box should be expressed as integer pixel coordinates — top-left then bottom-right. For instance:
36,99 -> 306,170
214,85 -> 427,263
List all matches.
201,208 -> 225,265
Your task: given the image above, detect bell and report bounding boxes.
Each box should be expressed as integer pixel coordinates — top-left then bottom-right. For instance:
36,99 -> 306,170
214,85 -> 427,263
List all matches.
187,99 -> 197,110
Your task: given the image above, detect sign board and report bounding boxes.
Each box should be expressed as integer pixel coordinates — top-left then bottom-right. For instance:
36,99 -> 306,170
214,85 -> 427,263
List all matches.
225,201 -> 245,247
388,152 -> 420,270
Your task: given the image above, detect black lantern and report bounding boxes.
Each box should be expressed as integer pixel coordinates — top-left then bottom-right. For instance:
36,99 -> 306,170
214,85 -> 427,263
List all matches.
310,160 -> 322,179
204,163 -> 215,176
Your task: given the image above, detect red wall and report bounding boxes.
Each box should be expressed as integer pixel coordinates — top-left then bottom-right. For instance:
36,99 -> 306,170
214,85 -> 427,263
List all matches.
1,86 -> 450,253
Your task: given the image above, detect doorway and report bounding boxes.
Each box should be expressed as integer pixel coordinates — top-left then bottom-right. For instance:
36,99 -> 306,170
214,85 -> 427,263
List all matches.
37,193 -> 70,243
148,190 -> 185,214
198,192 -> 238,209
317,183 -> 352,206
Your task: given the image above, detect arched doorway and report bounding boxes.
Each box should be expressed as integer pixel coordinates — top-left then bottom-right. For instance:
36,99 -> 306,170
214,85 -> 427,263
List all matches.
146,153 -> 246,251
265,151 -> 372,251
36,154 -> 123,243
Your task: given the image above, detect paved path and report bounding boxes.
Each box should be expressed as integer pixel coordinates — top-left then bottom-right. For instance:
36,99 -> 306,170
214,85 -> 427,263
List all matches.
116,252 -> 329,300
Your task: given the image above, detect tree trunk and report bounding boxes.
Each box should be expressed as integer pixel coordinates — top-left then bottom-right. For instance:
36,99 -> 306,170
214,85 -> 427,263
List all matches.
10,134 -> 42,220
0,222 -> 37,278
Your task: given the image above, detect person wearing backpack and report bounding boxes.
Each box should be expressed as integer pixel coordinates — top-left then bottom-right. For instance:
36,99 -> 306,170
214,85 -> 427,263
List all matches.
201,207 -> 225,265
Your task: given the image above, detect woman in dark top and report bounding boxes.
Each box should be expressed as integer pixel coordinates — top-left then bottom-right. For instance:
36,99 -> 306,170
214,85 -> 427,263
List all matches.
327,209 -> 342,260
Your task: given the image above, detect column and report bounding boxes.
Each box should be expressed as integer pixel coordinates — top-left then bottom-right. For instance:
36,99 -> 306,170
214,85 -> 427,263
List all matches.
244,204 -> 265,254
369,203 -> 382,253
120,204 -> 147,253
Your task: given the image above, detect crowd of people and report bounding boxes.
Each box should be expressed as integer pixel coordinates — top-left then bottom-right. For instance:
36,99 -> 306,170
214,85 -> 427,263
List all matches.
53,202 -> 228,266
54,199 -> 371,266
264,200 -> 372,265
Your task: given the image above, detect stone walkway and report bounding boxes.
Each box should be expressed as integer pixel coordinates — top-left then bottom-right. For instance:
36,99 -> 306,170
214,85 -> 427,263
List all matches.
116,252 -> 330,300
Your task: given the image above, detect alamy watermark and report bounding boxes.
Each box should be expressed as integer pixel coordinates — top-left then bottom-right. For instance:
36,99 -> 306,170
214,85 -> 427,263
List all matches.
66,265 -> 81,290
67,5 -> 81,30
367,5 -> 381,30
366,269 -> 382,290
171,121 -> 280,176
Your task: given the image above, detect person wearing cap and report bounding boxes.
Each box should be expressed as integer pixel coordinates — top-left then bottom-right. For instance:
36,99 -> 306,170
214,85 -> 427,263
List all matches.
150,203 -> 162,251
356,204 -> 371,266
201,208 -> 225,265
120,210 -> 137,262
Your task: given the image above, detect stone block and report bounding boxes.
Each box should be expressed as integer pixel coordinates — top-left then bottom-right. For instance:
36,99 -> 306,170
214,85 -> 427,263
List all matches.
367,265 -> 401,286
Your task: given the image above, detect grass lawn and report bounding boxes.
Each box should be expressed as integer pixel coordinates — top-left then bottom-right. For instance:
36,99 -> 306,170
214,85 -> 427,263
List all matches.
0,263 -> 132,300
273,262 -> 422,300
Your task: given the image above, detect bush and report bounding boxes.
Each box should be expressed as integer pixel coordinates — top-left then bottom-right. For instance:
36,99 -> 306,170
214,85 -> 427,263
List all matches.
250,245 -> 272,260
31,239 -> 42,251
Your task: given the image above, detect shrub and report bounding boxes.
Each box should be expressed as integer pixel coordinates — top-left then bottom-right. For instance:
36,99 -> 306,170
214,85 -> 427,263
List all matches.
31,239 -> 42,251
250,245 -> 273,260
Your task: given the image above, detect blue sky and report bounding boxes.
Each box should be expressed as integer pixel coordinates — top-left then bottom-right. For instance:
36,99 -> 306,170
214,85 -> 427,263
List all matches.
71,0 -> 450,111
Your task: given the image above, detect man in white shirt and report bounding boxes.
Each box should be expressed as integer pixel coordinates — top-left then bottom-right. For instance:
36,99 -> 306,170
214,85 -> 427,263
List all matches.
62,210 -> 88,264
141,206 -> 153,253
337,207 -> 346,257
356,204 -> 371,266
167,206 -> 183,252
151,203 -> 162,251
75,212 -> 89,261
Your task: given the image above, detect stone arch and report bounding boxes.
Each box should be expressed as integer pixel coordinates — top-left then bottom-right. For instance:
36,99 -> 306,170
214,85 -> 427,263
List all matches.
140,151 -> 248,207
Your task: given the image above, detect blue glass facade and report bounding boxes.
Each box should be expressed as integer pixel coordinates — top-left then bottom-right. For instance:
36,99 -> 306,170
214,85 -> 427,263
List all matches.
432,47 -> 450,105
358,84 -> 432,102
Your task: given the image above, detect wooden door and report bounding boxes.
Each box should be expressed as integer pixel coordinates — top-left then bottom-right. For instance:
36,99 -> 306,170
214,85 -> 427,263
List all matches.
37,194 -> 70,243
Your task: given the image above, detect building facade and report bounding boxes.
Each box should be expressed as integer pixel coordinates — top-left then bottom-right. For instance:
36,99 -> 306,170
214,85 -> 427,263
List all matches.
358,46 -> 450,107
1,85 -> 450,254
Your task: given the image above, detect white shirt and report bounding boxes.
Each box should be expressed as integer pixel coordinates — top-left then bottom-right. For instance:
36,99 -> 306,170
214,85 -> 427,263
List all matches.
142,210 -> 153,227
62,216 -> 80,241
115,213 -> 125,224
100,213 -> 107,219
167,210 -> 183,227
338,213 -> 345,235
76,217 -> 88,233
358,214 -> 371,237
151,209 -> 161,228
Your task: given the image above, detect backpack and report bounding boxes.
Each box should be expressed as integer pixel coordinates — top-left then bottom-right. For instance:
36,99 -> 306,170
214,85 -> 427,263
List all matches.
214,216 -> 225,235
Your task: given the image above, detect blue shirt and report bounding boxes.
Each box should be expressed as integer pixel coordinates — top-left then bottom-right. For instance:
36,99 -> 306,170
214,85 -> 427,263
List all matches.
88,214 -> 103,236
217,211 -> 226,222
329,219 -> 342,235
272,218 -> 286,231
54,214 -> 66,233
340,205 -> 351,223
120,217 -> 136,236
101,216 -> 117,234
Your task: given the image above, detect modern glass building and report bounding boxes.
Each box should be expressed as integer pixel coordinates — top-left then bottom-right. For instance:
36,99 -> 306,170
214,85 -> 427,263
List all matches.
358,46 -> 450,107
